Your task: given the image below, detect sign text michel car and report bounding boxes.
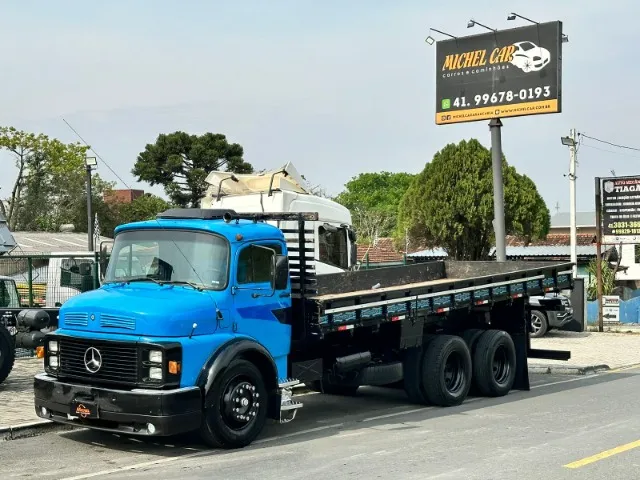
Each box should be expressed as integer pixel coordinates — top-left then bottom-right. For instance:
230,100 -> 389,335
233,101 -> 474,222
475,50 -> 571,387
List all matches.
435,21 -> 563,125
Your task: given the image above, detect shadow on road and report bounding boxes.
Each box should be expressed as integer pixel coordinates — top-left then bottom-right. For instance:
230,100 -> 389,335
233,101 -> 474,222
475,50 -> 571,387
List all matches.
53,369 -> 639,462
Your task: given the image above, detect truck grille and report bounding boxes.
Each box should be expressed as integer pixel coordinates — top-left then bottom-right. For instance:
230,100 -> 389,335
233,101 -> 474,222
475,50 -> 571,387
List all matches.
58,337 -> 138,385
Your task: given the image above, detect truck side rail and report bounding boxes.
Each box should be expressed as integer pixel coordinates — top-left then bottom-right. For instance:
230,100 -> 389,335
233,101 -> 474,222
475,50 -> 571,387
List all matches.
314,262 -> 574,333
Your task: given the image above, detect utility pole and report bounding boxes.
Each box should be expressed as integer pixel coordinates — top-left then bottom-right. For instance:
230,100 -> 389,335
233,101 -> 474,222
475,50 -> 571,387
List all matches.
561,130 -> 578,278
569,128 -> 578,278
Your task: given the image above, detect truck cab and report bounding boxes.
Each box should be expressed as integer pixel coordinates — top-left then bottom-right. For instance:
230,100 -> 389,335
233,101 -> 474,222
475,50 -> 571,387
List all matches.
35,209 -> 303,448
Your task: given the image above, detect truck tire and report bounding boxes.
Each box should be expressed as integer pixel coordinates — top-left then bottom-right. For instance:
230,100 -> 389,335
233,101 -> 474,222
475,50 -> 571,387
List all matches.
421,335 -> 472,407
472,330 -> 516,397
462,328 -> 484,352
0,325 -> 16,385
529,310 -> 548,338
403,335 -> 436,404
200,359 -> 268,449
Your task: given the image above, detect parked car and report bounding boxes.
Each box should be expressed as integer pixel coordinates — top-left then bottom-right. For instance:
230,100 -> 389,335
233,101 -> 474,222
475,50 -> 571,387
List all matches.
528,293 -> 573,338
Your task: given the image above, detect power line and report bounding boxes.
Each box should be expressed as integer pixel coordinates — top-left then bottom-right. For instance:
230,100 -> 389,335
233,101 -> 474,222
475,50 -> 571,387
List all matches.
578,133 -> 640,153
579,142 -> 640,160
62,118 -> 131,189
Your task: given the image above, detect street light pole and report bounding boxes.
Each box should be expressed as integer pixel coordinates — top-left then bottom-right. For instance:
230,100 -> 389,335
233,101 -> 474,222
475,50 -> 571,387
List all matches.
569,129 -> 578,278
561,131 -> 578,277
85,156 -> 97,251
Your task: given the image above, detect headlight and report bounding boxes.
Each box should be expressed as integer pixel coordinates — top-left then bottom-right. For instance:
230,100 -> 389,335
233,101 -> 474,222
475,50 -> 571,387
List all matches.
48,340 -> 59,353
48,356 -> 59,368
149,350 -> 163,364
149,367 -> 163,380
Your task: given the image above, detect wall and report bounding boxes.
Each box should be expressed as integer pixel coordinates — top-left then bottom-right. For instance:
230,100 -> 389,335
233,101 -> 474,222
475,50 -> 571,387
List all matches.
586,296 -> 640,324
616,244 -> 640,282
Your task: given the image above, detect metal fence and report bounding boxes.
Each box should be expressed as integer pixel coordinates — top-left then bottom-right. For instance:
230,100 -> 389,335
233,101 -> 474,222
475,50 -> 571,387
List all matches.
357,253 -> 410,270
0,253 -> 103,308
1,252 -> 107,358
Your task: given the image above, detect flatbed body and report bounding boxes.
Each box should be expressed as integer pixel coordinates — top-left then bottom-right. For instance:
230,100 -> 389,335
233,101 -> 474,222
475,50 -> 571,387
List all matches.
294,259 -> 573,335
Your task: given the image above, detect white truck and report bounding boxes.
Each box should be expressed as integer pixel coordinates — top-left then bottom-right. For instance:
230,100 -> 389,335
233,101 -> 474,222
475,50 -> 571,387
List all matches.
200,162 -> 358,275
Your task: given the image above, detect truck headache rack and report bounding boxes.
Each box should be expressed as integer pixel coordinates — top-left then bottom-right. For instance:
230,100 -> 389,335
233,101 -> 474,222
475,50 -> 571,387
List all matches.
157,208 -> 319,222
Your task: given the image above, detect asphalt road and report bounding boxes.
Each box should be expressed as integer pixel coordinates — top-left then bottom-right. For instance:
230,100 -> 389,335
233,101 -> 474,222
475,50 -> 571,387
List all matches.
3,369 -> 640,479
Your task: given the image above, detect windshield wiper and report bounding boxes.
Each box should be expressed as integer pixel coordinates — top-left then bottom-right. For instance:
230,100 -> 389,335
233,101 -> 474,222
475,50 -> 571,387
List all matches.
160,280 -> 204,291
124,276 -> 163,285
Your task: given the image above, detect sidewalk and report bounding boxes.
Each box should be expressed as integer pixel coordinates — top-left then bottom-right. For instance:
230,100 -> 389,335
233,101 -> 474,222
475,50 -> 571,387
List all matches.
3,331 -> 640,438
529,329 -> 640,372
0,357 -> 50,438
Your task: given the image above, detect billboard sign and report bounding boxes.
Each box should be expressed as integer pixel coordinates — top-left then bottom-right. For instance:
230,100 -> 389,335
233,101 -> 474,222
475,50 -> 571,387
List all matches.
601,175 -> 640,244
435,21 -> 563,125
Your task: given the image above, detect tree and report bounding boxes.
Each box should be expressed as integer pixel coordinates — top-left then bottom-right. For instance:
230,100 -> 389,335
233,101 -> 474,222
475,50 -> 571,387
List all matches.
334,172 -> 415,242
117,193 -> 171,224
132,132 -> 253,207
397,139 -> 550,260
0,126 -> 90,230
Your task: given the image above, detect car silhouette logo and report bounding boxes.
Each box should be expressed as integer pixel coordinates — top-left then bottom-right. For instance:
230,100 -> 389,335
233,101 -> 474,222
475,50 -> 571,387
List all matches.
510,41 -> 551,72
84,347 -> 102,373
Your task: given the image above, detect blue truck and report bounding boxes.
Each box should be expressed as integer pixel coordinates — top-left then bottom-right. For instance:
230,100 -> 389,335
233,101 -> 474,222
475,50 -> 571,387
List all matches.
32,208 -> 573,449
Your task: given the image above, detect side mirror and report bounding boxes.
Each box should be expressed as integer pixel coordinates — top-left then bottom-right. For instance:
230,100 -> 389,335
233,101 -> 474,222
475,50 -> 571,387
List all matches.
274,254 -> 289,290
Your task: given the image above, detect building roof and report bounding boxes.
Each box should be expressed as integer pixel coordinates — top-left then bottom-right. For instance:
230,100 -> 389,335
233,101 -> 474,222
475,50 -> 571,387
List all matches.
356,238 -> 406,264
550,212 -> 596,228
7,231 -> 113,254
507,233 -> 596,247
402,233 -> 599,261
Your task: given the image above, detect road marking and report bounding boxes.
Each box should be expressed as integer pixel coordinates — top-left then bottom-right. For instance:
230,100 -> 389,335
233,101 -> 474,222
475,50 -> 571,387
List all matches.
564,439 -> 640,469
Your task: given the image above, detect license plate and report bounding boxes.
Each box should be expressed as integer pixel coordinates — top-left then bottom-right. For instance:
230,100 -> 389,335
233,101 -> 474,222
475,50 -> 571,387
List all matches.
71,400 -> 98,419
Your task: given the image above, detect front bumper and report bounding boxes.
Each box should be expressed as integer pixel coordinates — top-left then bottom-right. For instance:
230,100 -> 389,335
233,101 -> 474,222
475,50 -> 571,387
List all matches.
34,373 -> 202,437
548,308 -> 574,328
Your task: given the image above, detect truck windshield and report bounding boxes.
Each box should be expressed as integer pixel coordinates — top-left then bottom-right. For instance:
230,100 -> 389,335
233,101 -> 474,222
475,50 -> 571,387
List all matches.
104,229 -> 229,290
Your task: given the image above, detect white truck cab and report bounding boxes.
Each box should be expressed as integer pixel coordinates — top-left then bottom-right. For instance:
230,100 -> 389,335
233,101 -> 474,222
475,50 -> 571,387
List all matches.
200,162 -> 357,274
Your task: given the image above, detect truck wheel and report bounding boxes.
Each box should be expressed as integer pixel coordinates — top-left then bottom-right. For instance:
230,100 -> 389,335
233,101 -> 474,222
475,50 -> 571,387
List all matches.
472,330 -> 516,397
462,328 -> 484,352
199,359 -> 268,449
0,326 -> 16,385
530,310 -> 548,338
421,335 -> 472,407
403,335 -> 436,405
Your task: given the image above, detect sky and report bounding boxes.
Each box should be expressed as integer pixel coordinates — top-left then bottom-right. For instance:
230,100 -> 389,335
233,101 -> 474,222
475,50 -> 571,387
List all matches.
0,0 -> 636,215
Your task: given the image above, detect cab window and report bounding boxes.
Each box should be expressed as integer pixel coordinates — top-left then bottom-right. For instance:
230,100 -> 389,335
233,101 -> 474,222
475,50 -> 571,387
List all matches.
237,244 -> 281,284
318,226 -> 349,269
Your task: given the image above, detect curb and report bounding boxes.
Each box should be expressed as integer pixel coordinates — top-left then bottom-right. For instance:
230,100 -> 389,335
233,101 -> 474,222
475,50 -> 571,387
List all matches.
528,364 -> 610,375
0,419 -> 75,441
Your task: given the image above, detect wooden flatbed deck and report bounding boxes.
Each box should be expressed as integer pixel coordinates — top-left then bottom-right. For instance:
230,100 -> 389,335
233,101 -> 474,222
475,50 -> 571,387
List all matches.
311,277 -> 459,302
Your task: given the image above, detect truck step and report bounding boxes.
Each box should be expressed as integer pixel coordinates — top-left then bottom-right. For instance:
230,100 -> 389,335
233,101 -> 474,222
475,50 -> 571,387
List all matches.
278,378 -> 301,389
281,399 -> 303,411
279,399 -> 303,424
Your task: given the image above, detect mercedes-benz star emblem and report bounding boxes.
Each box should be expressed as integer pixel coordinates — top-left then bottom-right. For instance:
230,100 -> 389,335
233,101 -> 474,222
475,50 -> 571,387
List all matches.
84,347 -> 102,373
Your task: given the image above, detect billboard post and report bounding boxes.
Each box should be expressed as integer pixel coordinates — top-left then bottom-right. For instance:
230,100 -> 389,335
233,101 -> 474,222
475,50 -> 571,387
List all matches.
489,118 -> 506,261
595,177 -> 603,332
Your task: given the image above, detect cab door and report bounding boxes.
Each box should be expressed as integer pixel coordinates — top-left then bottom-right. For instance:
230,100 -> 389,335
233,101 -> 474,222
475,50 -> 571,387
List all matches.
231,240 -> 292,361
